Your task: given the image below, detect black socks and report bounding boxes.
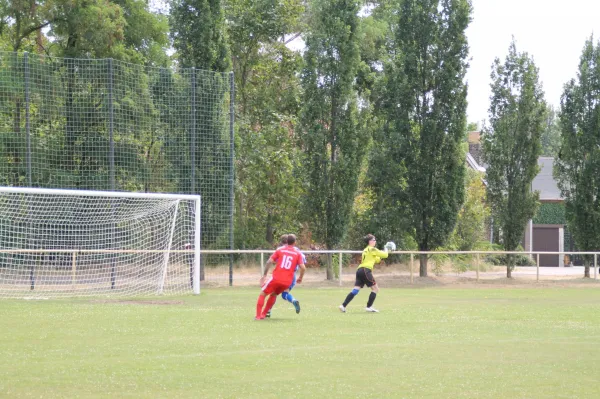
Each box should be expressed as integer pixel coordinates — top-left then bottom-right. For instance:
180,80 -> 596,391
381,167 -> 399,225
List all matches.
343,292 -> 356,307
367,292 -> 377,308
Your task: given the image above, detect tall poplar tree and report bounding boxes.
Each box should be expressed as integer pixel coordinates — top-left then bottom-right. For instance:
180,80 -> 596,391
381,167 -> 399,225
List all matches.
170,0 -> 230,71
372,0 -> 472,276
482,40 -> 546,278
555,37 -> 600,278
300,0 -> 368,277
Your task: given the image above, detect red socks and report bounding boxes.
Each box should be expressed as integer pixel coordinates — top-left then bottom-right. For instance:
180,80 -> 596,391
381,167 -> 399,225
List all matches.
262,295 -> 278,317
256,295 -> 266,318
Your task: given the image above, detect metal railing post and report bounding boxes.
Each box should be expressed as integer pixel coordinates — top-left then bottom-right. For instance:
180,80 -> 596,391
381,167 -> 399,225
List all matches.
260,252 -> 264,276
339,251 -> 343,286
410,253 -> 414,284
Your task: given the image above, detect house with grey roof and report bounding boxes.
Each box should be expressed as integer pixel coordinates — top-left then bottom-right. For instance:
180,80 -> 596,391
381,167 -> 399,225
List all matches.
467,133 -> 567,266
524,157 -> 566,267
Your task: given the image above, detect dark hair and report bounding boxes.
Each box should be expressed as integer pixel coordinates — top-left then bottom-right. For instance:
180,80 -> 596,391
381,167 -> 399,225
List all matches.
287,234 -> 297,245
363,234 -> 376,244
279,234 -> 289,245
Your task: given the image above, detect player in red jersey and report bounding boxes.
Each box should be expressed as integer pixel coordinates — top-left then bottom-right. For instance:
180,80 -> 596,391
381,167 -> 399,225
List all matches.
255,234 -> 305,320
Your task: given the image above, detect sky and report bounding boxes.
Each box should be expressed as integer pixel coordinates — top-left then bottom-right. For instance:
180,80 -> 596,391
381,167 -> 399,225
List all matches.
466,0 -> 600,126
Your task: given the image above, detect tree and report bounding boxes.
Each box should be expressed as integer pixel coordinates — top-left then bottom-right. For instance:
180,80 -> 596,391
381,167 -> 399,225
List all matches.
354,4 -> 388,99
48,0 -> 126,58
540,105 -> 561,157
555,37 -> 600,278
169,0 -> 230,71
113,0 -> 170,66
1,0 -> 52,52
371,0 -> 471,276
482,40 -> 546,278
300,0 -> 369,278
467,121 -> 478,132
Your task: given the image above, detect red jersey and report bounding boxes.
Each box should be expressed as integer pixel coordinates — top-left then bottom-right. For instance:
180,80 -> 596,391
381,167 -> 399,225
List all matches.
269,245 -> 303,285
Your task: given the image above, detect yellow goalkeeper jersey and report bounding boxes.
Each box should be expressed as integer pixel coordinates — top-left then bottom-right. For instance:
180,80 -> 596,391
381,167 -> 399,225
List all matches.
358,246 -> 389,270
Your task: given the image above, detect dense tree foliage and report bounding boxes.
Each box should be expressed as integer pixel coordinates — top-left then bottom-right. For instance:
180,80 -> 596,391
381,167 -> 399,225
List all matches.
555,37 -> 600,278
369,0 -> 472,276
225,0 -> 304,248
0,0 -> 593,269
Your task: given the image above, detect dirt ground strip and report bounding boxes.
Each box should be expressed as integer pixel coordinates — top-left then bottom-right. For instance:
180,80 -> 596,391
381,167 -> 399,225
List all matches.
200,264 -> 600,289
3,265 -> 599,295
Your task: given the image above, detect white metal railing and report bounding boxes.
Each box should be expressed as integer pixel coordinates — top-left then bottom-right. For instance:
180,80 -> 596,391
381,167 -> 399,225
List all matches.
1,249 -> 597,285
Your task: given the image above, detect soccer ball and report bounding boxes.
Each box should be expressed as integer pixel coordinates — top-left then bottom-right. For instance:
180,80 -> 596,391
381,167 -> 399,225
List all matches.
385,241 -> 396,252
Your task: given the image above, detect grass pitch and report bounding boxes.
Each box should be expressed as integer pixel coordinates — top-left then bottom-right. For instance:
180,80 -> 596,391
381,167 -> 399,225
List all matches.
1,287 -> 600,398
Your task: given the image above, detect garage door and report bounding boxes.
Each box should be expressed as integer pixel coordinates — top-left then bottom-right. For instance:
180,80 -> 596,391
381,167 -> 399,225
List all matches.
533,227 -> 559,266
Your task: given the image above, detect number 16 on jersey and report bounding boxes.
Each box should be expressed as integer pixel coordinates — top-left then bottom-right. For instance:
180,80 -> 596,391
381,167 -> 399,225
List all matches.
281,255 -> 294,269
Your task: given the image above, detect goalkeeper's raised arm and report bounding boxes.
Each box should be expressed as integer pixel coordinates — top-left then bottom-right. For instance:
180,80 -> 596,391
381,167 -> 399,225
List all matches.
360,245 -> 389,270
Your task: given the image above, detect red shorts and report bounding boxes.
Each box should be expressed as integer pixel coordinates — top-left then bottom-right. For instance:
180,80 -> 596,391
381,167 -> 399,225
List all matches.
261,277 -> 290,295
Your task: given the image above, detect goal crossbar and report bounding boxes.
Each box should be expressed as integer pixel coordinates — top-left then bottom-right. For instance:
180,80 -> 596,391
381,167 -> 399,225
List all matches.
0,186 -> 201,201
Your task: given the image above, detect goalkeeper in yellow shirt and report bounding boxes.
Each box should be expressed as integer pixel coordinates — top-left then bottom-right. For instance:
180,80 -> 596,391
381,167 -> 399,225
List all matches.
339,234 -> 395,313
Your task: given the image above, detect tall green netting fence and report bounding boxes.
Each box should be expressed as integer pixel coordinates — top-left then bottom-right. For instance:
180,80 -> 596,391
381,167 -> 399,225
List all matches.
0,52 -> 234,285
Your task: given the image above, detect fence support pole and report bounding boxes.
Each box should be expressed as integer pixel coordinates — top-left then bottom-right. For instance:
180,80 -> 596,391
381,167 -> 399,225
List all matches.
595,254 -> 597,280
476,253 -> 479,282
108,58 -> 114,191
24,52 -> 32,186
190,68 -> 196,194
536,253 -> 540,282
410,253 -> 414,284
189,69 -> 202,283
107,59 -> 117,289
339,251 -> 343,286
229,71 -> 235,287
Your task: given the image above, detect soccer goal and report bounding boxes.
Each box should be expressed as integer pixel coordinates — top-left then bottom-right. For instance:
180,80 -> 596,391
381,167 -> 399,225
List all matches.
0,187 -> 201,298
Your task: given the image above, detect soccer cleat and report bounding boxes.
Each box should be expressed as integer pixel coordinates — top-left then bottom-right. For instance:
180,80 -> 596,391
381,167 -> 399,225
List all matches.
293,299 -> 301,314
254,315 -> 265,320
265,311 -> 271,318
339,305 -> 346,313
365,307 -> 379,313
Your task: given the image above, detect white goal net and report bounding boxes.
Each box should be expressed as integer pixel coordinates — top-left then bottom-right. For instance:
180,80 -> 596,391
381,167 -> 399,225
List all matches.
0,187 -> 200,298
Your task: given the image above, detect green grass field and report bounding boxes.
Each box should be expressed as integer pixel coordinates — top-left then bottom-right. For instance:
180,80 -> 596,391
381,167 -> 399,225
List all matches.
2,287 -> 600,398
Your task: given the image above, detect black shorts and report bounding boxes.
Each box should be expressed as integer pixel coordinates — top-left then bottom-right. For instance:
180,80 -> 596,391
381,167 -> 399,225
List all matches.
354,267 -> 376,288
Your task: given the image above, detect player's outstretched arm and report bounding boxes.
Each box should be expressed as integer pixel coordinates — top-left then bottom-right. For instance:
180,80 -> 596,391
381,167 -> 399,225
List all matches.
296,263 -> 306,283
261,259 -> 274,284
374,248 -> 390,259
375,241 -> 396,259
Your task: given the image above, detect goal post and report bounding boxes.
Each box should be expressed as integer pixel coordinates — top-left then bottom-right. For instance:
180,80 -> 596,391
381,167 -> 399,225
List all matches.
0,187 -> 201,298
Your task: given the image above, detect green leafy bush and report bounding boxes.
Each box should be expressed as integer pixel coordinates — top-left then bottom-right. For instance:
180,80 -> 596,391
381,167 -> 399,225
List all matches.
484,244 -> 536,266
